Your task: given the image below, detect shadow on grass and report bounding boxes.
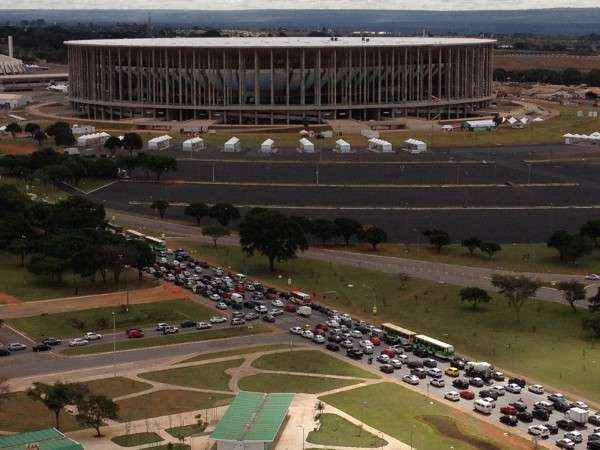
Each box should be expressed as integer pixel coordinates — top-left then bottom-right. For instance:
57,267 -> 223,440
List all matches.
417,415 -> 501,450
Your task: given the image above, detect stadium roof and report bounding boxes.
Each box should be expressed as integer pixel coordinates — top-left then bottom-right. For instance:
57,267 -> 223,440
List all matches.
64,36 -> 495,48
211,391 -> 294,443
0,54 -> 24,76
0,428 -> 83,450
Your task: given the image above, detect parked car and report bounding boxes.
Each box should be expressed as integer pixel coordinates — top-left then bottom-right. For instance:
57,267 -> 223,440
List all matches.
6,343 -> 26,351
528,384 -> 545,395
452,379 -> 470,390
500,405 -> 518,416
517,411 -> 533,423
469,377 -> 484,388
411,368 -> 427,379
380,364 -> 394,374
313,334 -> 326,344
162,325 -> 179,335
0,348 -> 9,357
479,389 -> 499,401
180,320 -> 196,328
444,391 -> 460,402
231,318 -> 246,326
499,415 -> 518,427
528,424 -> 549,439
196,322 -> 212,330
445,367 -> 460,377
210,316 -> 227,324
126,329 -> 144,338
556,419 -> 577,431
32,343 -> 51,352
555,438 -> 575,450
459,390 -> 475,400
532,408 -> 550,422
430,378 -> 445,388
289,326 -> 303,335
505,383 -> 523,394
590,414 -> 600,426
564,431 -> 583,444
422,358 -> 437,368
427,368 -> 443,379
402,374 -> 420,385
509,377 -> 526,388
69,338 -> 89,347
41,337 -> 61,346
510,400 -> 528,412
326,343 -> 339,352
346,348 -> 363,360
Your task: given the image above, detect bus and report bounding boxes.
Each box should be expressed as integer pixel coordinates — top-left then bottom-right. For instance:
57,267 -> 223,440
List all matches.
381,323 -> 416,345
124,229 -> 167,253
414,334 -> 455,360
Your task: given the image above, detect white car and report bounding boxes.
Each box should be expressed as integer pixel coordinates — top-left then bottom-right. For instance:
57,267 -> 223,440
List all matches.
362,345 -> 374,355
482,397 -> 496,408
377,354 -> 390,363
289,326 -> 303,335
528,384 -> 544,395
491,385 -> 505,396
573,400 -> 589,410
271,299 -> 284,307
326,320 -> 340,328
209,316 -> 227,324
360,340 -> 373,348
390,358 -> 403,369
84,332 -> 103,341
6,343 -> 26,351
216,302 -> 228,310
156,322 -> 169,331
445,391 -> 460,402
69,338 -> 89,347
350,329 -> 363,339
564,431 -> 583,444
505,383 -> 522,394
430,378 -> 445,388
254,305 -> 268,314
270,308 -> 284,316
302,330 -> 314,340
585,274 -> 600,281
402,374 -> 420,385
534,401 -> 554,410
397,354 -> 409,362
427,368 -> 443,379
340,339 -> 354,349
313,335 -> 326,344
196,322 -> 212,330
528,425 -> 549,439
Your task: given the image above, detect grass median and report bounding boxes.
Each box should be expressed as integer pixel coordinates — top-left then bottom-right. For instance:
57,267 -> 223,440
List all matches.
238,373 -> 361,394
63,324 -> 270,355
178,343 -> 298,364
307,413 -> 387,448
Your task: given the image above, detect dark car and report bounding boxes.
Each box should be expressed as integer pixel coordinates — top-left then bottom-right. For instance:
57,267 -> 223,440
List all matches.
41,337 -> 61,346
406,359 -> 424,369
479,389 -> 500,401
346,348 -> 364,360
588,442 -> 600,450
532,408 -> 550,422
262,314 -> 276,323
509,400 -> 528,412
554,400 -> 571,413
469,377 -> 485,388
33,343 -> 51,352
451,358 -> 467,370
231,317 -> 246,326
499,415 -> 518,427
326,343 -> 339,352
0,348 -> 9,357
508,377 -> 526,388
545,423 -> 559,435
380,364 -> 394,374
413,347 -> 432,358
422,358 -> 437,368
180,320 -> 196,328
556,419 -> 576,431
516,411 -> 533,423
328,334 -> 343,343
452,379 -> 470,389
411,368 -> 427,379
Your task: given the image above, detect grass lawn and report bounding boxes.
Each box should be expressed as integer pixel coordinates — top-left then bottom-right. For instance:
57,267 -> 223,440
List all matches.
338,242 -> 600,276
237,373 -> 361,394
116,390 -> 232,422
63,324 -> 270,355
9,299 -> 214,340
79,376 -> 152,398
182,241 -> 600,404
111,432 -> 163,447
321,383 -> 530,450
165,424 -> 208,439
139,359 -> 243,391
0,391 -> 81,432
0,252 -> 153,302
307,413 -> 387,448
178,344 -> 300,364
251,350 -> 379,379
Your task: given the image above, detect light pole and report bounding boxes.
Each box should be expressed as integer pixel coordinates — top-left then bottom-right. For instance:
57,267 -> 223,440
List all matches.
124,264 -> 130,311
112,312 -> 116,376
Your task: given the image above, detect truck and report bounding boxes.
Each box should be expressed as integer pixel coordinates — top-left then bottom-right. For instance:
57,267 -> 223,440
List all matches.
566,407 -> 589,425
465,361 -> 493,381
297,306 -> 312,317
229,293 -> 244,310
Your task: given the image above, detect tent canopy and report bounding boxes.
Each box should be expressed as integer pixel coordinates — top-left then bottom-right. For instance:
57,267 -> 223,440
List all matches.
148,135 -> 172,144
224,136 -> 240,146
262,138 -> 274,146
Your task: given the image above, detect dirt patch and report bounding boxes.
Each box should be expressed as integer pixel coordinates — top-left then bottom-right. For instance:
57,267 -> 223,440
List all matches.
0,291 -> 23,304
417,415 -> 501,450
0,141 -> 38,155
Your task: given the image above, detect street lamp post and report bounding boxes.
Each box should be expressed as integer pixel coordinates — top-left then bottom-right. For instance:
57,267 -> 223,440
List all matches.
124,264 -> 130,311
112,312 -> 116,376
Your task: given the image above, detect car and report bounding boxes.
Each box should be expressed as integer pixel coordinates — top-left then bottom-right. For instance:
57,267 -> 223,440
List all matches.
244,312 -> 259,321
564,431 -> 583,444
469,377 -> 484,388
126,329 -> 144,338
451,358 -> 467,370
548,392 -> 566,403
413,347 -> 432,358
180,319 -> 196,328
589,433 -> 600,443
510,400 -> 528,412
271,298 -> 284,307
0,348 -> 9,357
196,322 -> 212,330
517,411 -> 533,423
326,343 -> 339,352
380,347 -> 396,358
534,401 -> 554,411
389,358 -> 403,369
155,323 -> 169,331
554,399 -> 572,413
346,348 -> 363,360
499,415 -> 518,427
411,368 -> 427,379
406,359 -> 424,369
350,329 -> 363,339
586,274 -> 600,281
402,374 -> 420,385
377,354 -> 390,363
572,400 -> 589,410
210,316 -> 227,324
231,317 -> 246,326
162,325 -> 179,334
362,345 -> 374,354
369,336 -> 381,346
459,390 -> 475,400
6,343 -> 26,351
452,379 -> 470,390
505,383 -> 523,394
380,364 -> 394,374
341,339 -> 354,349
262,314 -> 276,323
41,337 -> 61,346
445,367 -> 460,377
556,438 -> 576,450
289,326 -> 303,335
590,414 -> 600,426
32,343 -> 51,352
528,384 -> 545,395
556,419 -> 577,432
430,378 -> 445,388
270,308 -> 284,317
216,302 -> 228,310
479,389 -> 499,401
528,424 -> 550,439
255,305 -> 268,314
422,358 -> 437,368
444,391 -> 460,402
427,368 -> 443,379
492,371 -> 505,381
284,304 -> 297,313
491,385 -> 506,396
209,294 -> 221,301
69,338 -> 89,347
532,408 -> 550,422
500,405 -> 518,416
589,441 -> 600,450
546,423 -> 559,435
302,330 -> 314,340
313,334 -> 326,344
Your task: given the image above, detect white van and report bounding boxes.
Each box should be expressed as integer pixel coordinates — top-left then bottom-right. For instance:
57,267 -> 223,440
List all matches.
474,399 -> 493,415
297,306 -> 312,317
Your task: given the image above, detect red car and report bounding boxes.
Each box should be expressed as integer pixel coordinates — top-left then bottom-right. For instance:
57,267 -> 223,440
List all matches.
500,405 -> 517,416
381,347 -> 396,358
126,329 -> 144,339
459,390 -> 475,400
315,324 -> 329,333
284,304 -> 297,313
370,336 -> 382,346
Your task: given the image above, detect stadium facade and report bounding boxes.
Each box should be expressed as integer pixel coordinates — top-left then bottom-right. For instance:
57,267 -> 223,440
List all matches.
65,37 -> 495,124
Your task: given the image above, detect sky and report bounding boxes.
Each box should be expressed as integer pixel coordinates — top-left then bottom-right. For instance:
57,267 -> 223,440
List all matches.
4,0 -> 600,9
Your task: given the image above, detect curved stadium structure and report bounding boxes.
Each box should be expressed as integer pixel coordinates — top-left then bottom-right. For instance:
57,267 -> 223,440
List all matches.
65,37 -> 495,124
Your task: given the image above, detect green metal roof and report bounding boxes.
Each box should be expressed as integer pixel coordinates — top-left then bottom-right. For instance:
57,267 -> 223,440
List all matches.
0,428 -> 83,450
211,391 -> 293,442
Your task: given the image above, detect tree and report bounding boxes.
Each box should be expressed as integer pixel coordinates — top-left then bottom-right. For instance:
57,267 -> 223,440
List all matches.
310,219 -> 339,245
582,313 -> 600,338
75,394 -> 118,437
239,208 -> 308,272
185,202 -> 209,225
479,242 -> 502,259
36,164 -> 73,186
49,197 -> 106,232
8,236 -> 30,266
33,129 -> 47,146
461,237 -> 482,256
138,154 -> 177,181
361,226 -> 387,251
423,229 -> 450,253
104,136 -> 122,155
557,280 -> 586,313
580,220 -> 600,248
491,275 -> 541,321
24,122 -> 40,137
202,225 -> 230,247
459,286 -> 491,310
547,230 -> 593,263
334,218 -> 362,246
151,200 -> 169,219
5,122 -> 22,138
209,203 -> 240,227
122,132 -> 143,155
27,382 -> 83,431
127,239 -> 155,280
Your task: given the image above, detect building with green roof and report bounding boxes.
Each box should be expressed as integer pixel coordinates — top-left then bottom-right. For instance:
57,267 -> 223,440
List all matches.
0,428 -> 83,450
211,391 -> 294,450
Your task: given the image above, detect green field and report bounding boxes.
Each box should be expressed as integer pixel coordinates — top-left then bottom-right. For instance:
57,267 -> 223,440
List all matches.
307,413 -> 387,448
80,376 -> 152,398
251,350 -> 379,379
182,241 -> 600,403
0,252 -> 153,302
321,383 -> 528,450
139,359 -> 243,391
63,324 -> 270,355
179,344 -> 299,364
237,373 -> 361,394
111,433 -> 163,447
165,424 -> 208,439
116,390 -> 232,422
9,299 -> 214,340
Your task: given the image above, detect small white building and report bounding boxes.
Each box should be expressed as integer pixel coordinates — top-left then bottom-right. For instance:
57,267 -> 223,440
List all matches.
334,138 -> 352,153
147,135 -> 172,150
441,124 -> 454,132
298,137 -> 315,153
403,138 -> 427,154
77,131 -> 111,148
182,137 -> 205,151
71,124 -> 96,135
260,138 -> 276,154
223,136 -> 242,152
368,137 -> 393,153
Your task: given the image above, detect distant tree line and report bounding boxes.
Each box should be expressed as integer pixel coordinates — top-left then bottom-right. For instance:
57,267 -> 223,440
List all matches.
494,67 -> 600,86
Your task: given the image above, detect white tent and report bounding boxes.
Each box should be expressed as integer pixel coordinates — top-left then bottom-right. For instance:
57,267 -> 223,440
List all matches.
182,137 -> 205,151
147,135 -> 172,150
298,137 -> 315,153
532,117 -> 544,123
507,117 -> 518,125
77,131 -> 111,148
519,117 -> 529,125
223,136 -> 241,152
260,138 -> 276,154
72,124 -> 96,135
403,138 -> 427,154
368,138 -> 393,153
441,124 -> 454,132
334,139 -> 352,153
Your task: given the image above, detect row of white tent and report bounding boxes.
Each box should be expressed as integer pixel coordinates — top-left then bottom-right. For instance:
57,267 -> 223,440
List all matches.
563,132 -> 600,144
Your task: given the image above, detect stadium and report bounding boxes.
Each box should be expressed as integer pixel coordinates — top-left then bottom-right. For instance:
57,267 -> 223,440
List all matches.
65,36 -> 495,124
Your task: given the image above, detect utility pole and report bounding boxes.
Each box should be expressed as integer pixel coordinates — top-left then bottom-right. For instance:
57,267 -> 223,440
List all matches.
112,312 -> 117,376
